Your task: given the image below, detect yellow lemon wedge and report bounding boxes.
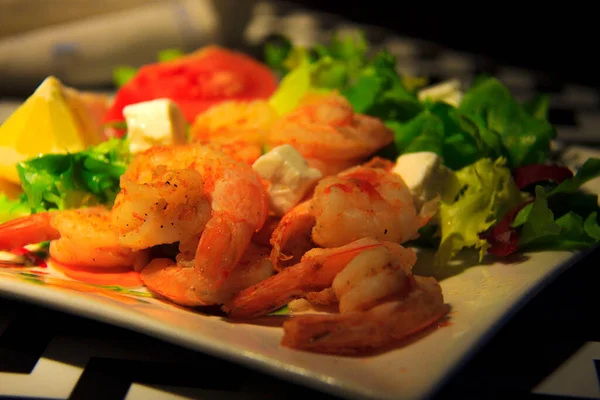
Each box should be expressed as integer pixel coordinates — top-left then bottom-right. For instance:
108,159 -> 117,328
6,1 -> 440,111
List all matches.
0,76 -> 106,184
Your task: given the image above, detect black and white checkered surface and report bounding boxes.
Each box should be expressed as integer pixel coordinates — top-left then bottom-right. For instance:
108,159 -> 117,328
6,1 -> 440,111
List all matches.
2,1 -> 600,399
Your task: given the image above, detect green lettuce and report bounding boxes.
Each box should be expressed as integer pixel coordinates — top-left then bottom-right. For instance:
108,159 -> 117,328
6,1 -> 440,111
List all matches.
390,102 -> 481,170
17,138 -> 131,213
267,31 -> 422,123
457,77 -> 556,168
0,193 -> 30,223
511,158 -> 600,251
434,157 -> 523,267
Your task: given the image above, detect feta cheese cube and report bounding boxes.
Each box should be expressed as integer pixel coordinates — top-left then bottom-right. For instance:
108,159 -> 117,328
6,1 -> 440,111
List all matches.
392,151 -> 447,209
123,99 -> 187,154
252,144 -> 323,216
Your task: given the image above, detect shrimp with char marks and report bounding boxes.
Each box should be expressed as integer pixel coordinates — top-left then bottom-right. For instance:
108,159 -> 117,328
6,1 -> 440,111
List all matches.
112,143 -> 269,305
0,207 -> 148,270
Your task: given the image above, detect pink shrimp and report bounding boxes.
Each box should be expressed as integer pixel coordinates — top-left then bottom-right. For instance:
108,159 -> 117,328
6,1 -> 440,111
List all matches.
0,207 -> 146,269
270,162 -> 426,270
265,93 -> 394,176
281,276 -> 448,355
224,238 -> 396,318
281,241 -> 446,355
111,143 -> 269,305
141,242 -> 274,306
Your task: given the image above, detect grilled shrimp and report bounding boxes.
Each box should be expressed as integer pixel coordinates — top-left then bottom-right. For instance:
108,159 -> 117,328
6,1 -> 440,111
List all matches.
0,207 -> 147,269
270,162 -> 426,269
112,143 -> 269,305
190,100 -> 278,165
224,238 -> 389,318
265,93 -> 394,176
142,242 -> 274,306
278,243 -> 446,355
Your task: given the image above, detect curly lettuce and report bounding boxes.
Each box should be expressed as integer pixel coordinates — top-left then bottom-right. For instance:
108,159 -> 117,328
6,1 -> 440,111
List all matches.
434,157 -> 523,267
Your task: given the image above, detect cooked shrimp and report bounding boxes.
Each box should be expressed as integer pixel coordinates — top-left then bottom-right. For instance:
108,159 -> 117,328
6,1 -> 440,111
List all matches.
113,144 -> 269,305
310,164 -> 424,247
330,243 -> 416,313
275,243 -> 446,354
0,207 -> 147,269
190,100 -> 278,164
281,276 -> 448,355
224,238 -> 396,318
265,93 -> 394,176
269,200 -> 316,270
270,162 -> 425,269
112,167 -> 211,254
141,242 -> 274,306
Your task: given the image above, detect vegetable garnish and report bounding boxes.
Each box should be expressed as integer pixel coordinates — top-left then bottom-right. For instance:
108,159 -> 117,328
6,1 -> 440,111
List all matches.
434,157 -> 523,267
16,138 -> 131,213
0,193 -> 30,224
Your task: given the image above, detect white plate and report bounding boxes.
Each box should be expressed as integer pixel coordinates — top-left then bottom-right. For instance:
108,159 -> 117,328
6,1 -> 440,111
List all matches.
0,145 -> 599,400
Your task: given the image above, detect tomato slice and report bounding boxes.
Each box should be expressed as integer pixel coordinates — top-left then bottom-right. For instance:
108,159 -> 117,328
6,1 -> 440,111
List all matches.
103,46 -> 278,129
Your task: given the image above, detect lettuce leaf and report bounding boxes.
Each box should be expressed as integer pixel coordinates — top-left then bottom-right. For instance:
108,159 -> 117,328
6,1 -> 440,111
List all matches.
390,102 -> 481,170
509,158 -> 600,251
17,138 -> 131,213
264,35 -> 293,76
343,50 -> 422,123
0,193 -> 30,223
434,157 -> 523,267
517,187 -> 600,250
458,77 -> 556,168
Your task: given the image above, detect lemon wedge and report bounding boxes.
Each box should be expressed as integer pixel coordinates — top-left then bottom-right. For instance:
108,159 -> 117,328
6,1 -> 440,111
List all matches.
0,76 -> 106,184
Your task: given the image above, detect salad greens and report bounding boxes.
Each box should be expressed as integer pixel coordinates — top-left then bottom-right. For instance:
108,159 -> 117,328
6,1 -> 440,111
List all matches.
265,31 -> 600,266
0,194 -> 30,223
457,77 -> 556,169
512,159 -> 600,251
435,158 -> 523,267
1,138 -> 131,218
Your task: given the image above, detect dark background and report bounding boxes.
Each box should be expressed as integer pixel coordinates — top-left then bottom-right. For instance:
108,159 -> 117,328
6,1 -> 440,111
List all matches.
288,2 -> 598,88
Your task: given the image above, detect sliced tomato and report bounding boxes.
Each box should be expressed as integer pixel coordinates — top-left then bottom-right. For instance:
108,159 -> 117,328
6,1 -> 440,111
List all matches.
103,46 -> 278,132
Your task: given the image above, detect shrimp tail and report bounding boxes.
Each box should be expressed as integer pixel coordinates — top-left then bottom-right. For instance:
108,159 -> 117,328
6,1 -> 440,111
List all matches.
0,212 -> 60,250
269,200 -> 315,270
195,212 -> 254,288
141,258 -> 213,306
224,238 -> 382,318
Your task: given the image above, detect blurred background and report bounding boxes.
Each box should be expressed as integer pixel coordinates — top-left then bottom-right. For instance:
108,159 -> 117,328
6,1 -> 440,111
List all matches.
0,0 -> 597,96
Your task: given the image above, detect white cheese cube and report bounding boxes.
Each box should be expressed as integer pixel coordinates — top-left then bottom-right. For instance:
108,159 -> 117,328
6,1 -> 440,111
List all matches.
252,144 -> 323,216
123,98 -> 187,154
417,79 -> 463,107
392,151 -> 446,209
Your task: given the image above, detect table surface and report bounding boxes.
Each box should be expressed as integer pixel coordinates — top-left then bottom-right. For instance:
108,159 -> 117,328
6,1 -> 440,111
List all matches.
2,1 -> 600,399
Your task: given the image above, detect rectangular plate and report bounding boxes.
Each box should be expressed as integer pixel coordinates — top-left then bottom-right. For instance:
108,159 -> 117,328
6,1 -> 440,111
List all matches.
0,144 -> 598,400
